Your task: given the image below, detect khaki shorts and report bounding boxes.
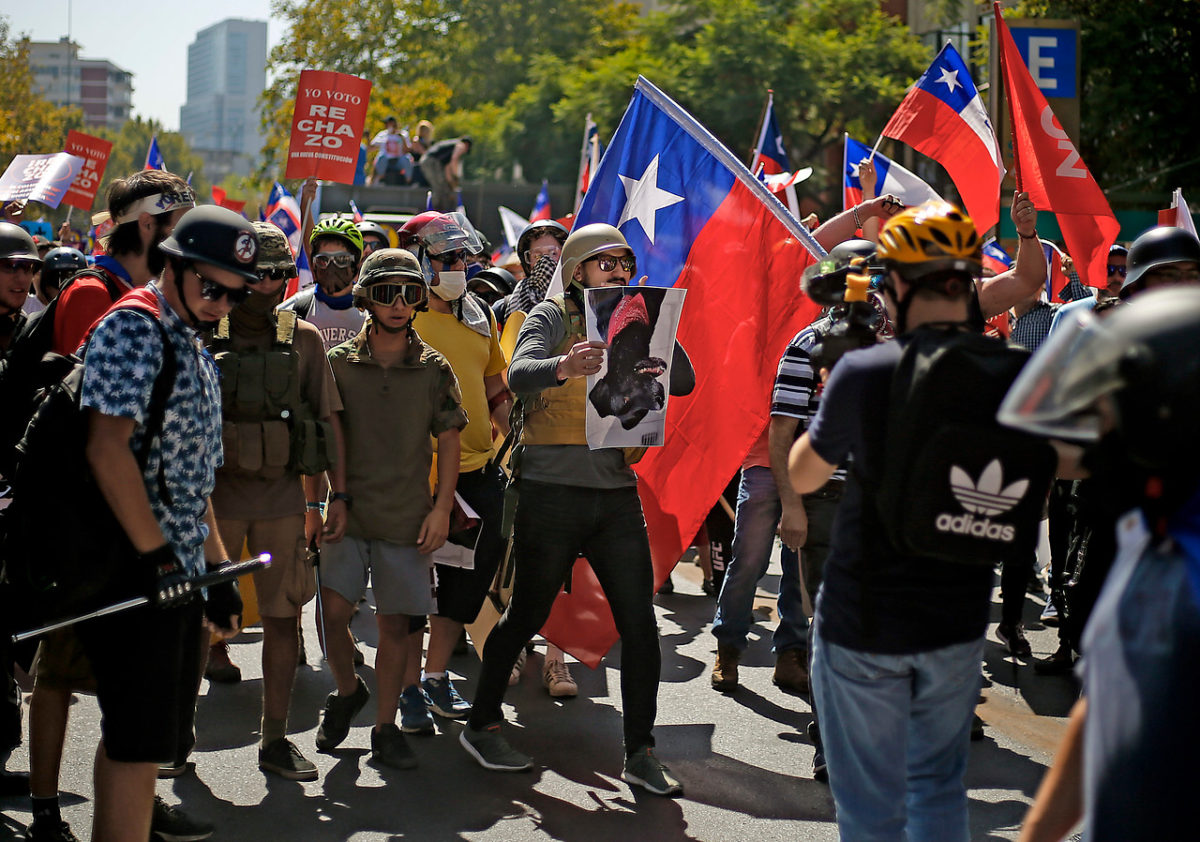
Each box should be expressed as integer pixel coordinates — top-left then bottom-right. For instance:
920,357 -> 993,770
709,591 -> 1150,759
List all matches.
32,628 -> 97,693
216,515 -> 313,618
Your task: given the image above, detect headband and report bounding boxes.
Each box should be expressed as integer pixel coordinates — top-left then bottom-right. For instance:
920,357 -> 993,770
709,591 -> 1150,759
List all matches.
113,188 -> 196,224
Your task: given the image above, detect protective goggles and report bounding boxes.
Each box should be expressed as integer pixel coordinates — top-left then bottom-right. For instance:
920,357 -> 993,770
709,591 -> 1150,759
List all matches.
364,282 -> 426,307
312,252 -> 357,270
254,266 -> 296,282
0,258 -> 40,274
194,268 -> 251,305
586,254 -> 637,273
1106,264 -> 1127,277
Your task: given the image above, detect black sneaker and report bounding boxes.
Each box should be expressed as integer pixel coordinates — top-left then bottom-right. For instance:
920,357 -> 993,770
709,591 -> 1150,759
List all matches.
315,675 -> 370,752
0,768 -> 28,796
27,819 -> 79,842
151,796 -> 213,842
259,738 -> 319,781
371,723 -> 418,770
812,750 -> 828,784
996,623 -> 1032,658
1034,643 -> 1076,676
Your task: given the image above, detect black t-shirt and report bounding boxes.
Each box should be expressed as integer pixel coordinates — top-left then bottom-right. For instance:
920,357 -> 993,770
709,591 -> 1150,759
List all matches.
807,339 -> 994,654
422,138 -> 460,164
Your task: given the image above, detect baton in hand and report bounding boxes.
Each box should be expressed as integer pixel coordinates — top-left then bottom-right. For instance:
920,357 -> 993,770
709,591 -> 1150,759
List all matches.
12,553 -> 272,644
310,540 -> 328,661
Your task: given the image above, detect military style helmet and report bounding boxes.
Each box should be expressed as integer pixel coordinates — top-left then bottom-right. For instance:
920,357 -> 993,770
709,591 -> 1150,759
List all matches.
309,216 -> 364,259
560,223 -> 632,287
877,201 -> 981,281
1120,226 -> 1200,299
516,219 -> 569,275
0,222 -> 42,264
40,246 -> 88,293
251,221 -> 296,274
158,206 -> 260,281
353,247 -> 427,311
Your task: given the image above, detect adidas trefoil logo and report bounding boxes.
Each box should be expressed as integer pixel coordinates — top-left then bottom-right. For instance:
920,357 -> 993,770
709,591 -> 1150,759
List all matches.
936,460 -> 1028,543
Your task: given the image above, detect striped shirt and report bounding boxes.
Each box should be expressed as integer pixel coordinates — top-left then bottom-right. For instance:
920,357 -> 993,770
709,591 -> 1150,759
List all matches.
1010,301 -> 1059,352
772,317 -> 848,482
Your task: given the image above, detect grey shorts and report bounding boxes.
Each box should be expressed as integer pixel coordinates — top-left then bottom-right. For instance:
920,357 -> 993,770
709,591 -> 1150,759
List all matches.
320,535 -> 436,616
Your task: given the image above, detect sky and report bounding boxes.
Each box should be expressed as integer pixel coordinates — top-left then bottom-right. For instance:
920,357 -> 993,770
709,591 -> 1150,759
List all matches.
6,1 -> 286,130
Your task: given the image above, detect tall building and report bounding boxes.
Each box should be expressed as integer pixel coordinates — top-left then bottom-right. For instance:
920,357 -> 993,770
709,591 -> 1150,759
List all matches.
28,38 -> 133,132
179,18 -> 268,181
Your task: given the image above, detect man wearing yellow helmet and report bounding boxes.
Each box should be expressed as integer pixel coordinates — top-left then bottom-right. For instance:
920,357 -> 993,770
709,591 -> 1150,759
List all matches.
787,201 -> 1015,841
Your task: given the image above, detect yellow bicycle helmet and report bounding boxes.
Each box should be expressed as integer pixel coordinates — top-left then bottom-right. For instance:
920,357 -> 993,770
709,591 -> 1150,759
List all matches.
877,201 -> 981,281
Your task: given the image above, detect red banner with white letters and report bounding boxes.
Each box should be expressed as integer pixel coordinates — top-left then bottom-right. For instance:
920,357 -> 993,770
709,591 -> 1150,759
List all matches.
62,130 -> 113,211
285,70 -> 372,184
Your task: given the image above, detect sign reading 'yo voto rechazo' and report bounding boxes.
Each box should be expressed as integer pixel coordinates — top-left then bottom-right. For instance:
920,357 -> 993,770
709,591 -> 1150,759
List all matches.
285,70 -> 372,184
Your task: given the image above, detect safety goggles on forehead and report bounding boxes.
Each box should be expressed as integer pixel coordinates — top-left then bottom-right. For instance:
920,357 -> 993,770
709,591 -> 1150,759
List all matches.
365,282 -> 426,307
254,266 -> 295,282
312,252 -> 357,270
0,258 -> 39,274
587,253 -> 636,273
194,268 -> 250,305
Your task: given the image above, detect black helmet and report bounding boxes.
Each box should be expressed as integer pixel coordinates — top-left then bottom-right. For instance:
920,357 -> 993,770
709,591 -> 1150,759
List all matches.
0,222 -> 42,265
40,247 -> 88,293
516,219 -> 568,275
1120,226 -> 1200,299
828,238 -> 877,265
802,239 -> 877,307
158,206 -> 260,281
470,266 -> 515,296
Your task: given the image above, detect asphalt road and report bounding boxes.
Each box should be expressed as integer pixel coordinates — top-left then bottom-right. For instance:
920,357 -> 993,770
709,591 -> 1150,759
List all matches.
1,554 -> 1079,841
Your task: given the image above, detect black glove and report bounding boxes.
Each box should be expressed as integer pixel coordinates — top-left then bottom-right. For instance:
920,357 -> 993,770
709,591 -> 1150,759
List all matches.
142,545 -> 195,607
203,566 -> 243,633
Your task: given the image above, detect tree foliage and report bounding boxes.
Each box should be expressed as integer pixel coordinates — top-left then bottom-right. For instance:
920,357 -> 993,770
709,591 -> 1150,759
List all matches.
0,19 -> 85,165
92,117 -> 210,208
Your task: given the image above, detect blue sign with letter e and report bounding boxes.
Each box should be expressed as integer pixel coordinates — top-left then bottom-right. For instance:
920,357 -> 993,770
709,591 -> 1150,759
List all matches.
1009,27 -> 1077,98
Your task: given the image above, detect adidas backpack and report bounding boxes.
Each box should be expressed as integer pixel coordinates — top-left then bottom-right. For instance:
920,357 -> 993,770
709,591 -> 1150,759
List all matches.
874,326 -> 1056,566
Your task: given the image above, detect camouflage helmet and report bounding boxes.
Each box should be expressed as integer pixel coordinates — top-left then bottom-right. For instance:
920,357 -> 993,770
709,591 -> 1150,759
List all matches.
251,221 -> 296,274
353,247 -> 427,310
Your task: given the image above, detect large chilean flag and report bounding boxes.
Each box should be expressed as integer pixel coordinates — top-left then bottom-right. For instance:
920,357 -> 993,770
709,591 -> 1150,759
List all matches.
882,42 -> 1004,234
539,77 -> 825,666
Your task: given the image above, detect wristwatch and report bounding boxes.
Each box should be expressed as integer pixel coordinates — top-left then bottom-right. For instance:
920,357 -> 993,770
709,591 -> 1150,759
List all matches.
331,492 -> 354,509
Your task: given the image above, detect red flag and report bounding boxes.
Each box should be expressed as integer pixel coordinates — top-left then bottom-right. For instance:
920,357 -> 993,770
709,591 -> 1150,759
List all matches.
211,186 -> 247,214
539,78 -> 823,666
995,4 -> 1119,288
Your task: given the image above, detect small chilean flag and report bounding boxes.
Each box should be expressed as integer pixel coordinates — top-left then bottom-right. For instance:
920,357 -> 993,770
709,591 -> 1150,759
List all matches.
144,135 -> 166,171
530,179 -> 551,221
882,42 -> 1004,234
750,91 -> 789,176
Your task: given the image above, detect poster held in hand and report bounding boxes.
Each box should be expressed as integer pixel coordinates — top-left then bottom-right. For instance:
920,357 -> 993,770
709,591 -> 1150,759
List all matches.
583,285 -> 686,449
285,70 -> 373,184
62,131 -> 113,211
0,153 -> 86,209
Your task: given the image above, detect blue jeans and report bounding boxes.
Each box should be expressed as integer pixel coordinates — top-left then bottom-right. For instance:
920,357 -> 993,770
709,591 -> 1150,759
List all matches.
811,620 -> 984,842
711,466 -> 806,653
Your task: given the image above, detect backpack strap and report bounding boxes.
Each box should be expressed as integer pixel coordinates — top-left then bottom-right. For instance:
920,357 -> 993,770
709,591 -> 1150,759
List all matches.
287,288 -> 316,320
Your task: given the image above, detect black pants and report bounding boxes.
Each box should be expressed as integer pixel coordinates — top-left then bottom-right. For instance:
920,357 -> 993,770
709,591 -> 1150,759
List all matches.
1001,551 -> 1037,627
467,480 -> 660,753
1046,479 -> 1074,645
434,463 -> 507,624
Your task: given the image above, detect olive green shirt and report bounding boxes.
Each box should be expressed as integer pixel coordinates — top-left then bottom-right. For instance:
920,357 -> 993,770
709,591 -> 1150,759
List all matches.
328,325 -> 467,545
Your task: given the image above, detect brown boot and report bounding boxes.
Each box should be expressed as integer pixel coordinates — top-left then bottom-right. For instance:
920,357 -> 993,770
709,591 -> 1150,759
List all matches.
711,644 -> 740,692
772,648 -> 810,694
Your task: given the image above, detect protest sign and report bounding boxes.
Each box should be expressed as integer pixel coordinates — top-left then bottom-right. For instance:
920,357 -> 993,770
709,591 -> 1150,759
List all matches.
584,286 -> 686,449
285,70 -> 372,184
62,130 -> 113,211
0,153 -> 86,209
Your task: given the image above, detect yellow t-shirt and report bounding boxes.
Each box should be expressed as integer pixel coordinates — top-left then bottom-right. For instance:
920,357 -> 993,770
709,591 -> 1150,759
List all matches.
415,308 -> 507,472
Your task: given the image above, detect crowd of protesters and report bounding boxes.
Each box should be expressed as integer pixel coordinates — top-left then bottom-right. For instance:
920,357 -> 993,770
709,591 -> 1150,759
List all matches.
0,148 -> 1197,842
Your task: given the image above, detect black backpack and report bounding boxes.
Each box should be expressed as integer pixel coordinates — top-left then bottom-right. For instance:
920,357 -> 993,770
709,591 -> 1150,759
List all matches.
0,299 -> 176,630
874,327 -> 1056,566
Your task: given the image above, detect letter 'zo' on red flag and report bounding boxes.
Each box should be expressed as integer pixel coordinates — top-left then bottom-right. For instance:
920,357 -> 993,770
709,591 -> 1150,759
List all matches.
285,70 -> 372,184
62,130 -> 113,212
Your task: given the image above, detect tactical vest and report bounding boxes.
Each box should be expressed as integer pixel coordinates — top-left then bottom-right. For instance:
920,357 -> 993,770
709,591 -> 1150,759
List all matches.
518,293 -> 645,465
210,310 -> 334,479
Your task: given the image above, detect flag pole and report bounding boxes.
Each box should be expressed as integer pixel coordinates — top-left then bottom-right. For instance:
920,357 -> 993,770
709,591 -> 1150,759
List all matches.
867,134 -> 885,164
747,89 -> 772,166
993,3 -> 1023,193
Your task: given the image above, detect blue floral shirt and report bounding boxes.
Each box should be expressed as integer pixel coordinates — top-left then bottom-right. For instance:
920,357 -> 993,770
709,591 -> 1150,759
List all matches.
81,283 -> 223,576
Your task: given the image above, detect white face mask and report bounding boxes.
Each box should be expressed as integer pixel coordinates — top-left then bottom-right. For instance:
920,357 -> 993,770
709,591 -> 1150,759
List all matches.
431,270 -> 467,301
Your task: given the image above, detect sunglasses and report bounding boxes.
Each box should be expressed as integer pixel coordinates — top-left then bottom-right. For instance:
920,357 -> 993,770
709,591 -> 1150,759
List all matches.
587,254 -> 636,273
431,249 -> 467,265
312,252 -> 357,270
0,258 -> 39,275
255,266 -> 296,282
193,268 -> 251,305
362,239 -> 386,254
365,282 -> 427,307
1106,264 -> 1127,277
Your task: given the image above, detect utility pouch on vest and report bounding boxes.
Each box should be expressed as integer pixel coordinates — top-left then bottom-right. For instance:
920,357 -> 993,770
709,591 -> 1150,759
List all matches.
289,415 -> 335,476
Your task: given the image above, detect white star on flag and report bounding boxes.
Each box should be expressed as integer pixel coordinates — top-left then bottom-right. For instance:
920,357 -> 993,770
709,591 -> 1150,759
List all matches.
936,66 -> 961,94
617,154 -> 684,244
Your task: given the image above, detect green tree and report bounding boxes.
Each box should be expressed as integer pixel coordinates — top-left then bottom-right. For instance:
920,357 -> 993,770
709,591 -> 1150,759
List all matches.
0,18 -> 85,164
92,116 -> 209,206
